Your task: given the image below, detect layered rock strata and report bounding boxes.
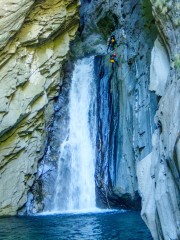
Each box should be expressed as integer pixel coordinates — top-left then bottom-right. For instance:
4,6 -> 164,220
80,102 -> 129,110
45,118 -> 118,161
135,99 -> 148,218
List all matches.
0,0 -> 79,216
74,0 -> 158,210
137,1 -> 180,239
0,0 -> 179,239
73,0 -> 180,239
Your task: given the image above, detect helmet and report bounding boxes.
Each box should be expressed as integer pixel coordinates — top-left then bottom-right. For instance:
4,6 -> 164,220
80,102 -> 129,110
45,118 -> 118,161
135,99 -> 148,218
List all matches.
111,35 -> 115,38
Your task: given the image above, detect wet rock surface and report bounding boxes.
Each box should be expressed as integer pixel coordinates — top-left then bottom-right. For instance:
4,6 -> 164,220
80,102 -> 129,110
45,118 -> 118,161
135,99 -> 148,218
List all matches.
137,1 -> 180,239
74,0 -> 180,239
0,0 -> 179,239
75,0 -> 158,210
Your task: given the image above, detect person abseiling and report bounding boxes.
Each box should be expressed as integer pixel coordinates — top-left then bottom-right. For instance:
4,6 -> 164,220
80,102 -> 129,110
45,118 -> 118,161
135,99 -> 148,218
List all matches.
107,35 -> 117,53
110,53 -> 119,70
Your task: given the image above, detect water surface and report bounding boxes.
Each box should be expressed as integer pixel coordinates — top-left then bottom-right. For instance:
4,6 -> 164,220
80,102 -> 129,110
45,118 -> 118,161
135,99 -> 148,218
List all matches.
0,210 -> 152,240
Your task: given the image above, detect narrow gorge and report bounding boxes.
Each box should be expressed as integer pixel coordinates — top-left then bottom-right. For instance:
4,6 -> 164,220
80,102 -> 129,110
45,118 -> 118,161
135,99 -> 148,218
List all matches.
0,0 -> 179,240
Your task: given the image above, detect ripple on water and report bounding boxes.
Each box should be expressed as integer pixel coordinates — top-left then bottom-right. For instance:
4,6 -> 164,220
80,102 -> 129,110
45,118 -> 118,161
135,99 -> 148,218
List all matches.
0,210 -> 153,240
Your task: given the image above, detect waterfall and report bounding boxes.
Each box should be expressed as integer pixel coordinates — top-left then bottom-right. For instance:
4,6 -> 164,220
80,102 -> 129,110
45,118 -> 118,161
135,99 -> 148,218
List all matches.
52,57 -> 97,212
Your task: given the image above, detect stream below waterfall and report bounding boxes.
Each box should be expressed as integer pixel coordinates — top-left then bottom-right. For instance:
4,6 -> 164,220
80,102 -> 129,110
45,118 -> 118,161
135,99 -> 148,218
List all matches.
0,210 -> 152,240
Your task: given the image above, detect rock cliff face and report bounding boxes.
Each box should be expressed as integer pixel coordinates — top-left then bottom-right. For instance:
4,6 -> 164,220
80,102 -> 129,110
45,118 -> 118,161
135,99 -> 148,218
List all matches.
31,1 -> 179,239
76,1 -> 180,238
37,0 -> 158,210
0,0 -> 179,240
0,0 -> 80,215
137,1 -> 180,239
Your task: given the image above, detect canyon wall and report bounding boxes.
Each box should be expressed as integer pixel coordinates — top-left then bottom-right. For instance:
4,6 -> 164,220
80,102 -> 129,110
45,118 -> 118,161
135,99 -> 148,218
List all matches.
72,0 -> 180,238
0,0 -> 179,239
137,1 -> 180,239
0,0 -> 80,215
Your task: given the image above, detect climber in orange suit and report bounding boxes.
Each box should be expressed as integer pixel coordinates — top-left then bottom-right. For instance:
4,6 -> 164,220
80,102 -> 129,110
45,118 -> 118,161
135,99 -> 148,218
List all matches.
110,53 -> 119,70
107,35 -> 117,53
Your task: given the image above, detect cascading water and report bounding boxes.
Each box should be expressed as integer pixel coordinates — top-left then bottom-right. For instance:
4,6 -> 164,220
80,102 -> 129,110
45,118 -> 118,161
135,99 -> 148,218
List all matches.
52,57 -> 97,212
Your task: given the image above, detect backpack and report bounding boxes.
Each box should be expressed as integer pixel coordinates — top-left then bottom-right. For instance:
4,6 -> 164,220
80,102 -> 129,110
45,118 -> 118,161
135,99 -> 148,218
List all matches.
110,55 -> 115,63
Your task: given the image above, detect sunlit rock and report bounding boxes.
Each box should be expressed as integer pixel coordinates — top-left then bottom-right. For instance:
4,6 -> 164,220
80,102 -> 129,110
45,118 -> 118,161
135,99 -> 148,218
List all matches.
0,0 -> 80,216
149,38 -> 170,96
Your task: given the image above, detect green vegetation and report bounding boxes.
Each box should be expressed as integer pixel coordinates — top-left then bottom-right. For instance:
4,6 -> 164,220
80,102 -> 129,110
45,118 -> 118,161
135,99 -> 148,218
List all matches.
141,0 -> 158,41
174,54 -> 180,69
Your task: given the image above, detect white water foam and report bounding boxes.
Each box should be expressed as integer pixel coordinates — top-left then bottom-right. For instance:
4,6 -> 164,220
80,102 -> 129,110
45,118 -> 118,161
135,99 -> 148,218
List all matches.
52,57 -> 97,212
38,208 -> 126,216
